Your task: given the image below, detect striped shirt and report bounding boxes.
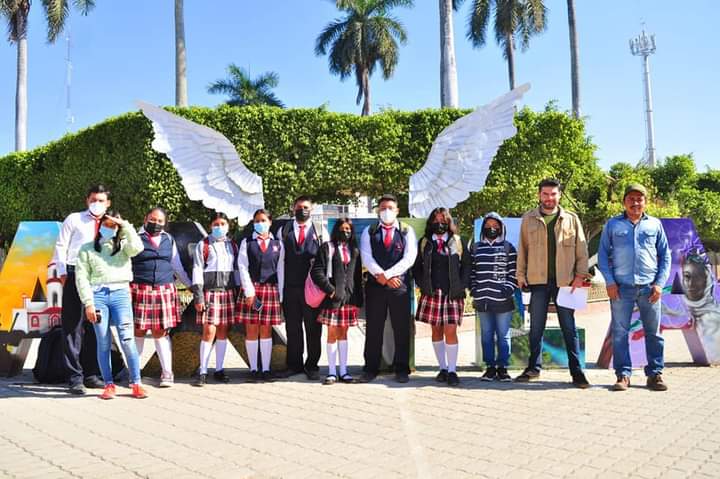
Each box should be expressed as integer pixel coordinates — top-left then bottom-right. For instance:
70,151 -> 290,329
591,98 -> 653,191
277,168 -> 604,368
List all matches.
470,239 -> 518,312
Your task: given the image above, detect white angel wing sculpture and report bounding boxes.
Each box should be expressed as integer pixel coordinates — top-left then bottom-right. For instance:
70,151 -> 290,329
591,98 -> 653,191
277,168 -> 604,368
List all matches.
137,101 -> 264,225
408,83 -> 530,218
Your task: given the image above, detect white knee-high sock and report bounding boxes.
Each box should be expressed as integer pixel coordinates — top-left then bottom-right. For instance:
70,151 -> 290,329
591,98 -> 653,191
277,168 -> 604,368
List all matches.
337,340 -> 348,376
326,342 -> 337,376
433,340 -> 447,370
245,340 -> 258,371
154,336 -> 172,376
199,340 -> 213,374
215,339 -> 228,371
260,338 -> 273,372
446,342 -> 459,373
135,336 -> 145,356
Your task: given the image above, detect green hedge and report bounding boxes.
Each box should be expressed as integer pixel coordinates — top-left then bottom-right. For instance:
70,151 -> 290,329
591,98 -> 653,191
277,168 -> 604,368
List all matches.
0,104 -> 598,241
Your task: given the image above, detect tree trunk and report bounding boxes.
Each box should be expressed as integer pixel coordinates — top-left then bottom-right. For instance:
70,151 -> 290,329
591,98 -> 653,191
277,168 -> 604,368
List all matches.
505,34 -> 515,91
361,69 -> 371,116
439,0 -> 459,108
567,0 -> 581,118
174,0 -> 188,107
15,32 -> 28,151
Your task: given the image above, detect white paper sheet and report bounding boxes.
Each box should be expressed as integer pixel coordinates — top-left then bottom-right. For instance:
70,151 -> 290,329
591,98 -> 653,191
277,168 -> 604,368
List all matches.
556,286 -> 588,311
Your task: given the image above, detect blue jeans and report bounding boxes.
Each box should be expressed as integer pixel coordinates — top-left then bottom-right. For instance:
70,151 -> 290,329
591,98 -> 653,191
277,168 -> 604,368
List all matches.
610,284 -> 664,378
478,311 -> 513,367
92,287 -> 141,385
528,281 -> 582,375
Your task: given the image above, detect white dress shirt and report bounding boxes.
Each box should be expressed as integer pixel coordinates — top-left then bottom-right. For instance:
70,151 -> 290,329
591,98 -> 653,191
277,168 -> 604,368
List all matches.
52,209 -> 102,276
360,221 -> 417,279
237,233 -> 285,301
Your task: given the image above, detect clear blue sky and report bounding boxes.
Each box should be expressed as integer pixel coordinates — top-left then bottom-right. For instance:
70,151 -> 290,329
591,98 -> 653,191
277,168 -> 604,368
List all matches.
1,0 -> 718,171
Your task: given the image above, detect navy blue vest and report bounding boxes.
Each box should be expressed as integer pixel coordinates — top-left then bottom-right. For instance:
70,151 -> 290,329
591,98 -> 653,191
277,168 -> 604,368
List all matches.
247,238 -> 281,284
368,223 -> 408,288
283,222 -> 320,287
131,233 -> 175,285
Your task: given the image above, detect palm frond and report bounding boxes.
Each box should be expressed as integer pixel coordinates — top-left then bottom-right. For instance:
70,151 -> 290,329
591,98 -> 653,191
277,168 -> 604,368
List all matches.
2,0 -> 30,42
466,0 -> 491,48
73,0 -> 95,16
41,0 -> 70,43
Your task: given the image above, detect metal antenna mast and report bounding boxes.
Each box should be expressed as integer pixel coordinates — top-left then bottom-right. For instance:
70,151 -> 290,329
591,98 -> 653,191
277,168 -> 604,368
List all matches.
629,26 -> 657,167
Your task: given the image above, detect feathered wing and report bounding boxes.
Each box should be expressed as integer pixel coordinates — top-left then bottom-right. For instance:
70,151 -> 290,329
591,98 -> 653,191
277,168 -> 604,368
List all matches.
408,83 -> 530,218
137,101 -> 264,225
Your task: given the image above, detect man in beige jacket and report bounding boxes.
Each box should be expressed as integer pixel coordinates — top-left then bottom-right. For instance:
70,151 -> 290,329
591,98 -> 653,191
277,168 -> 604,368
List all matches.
515,178 -> 590,388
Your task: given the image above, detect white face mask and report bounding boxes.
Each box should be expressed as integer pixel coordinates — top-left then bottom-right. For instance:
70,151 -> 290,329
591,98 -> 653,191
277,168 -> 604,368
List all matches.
88,201 -> 107,217
379,208 -> 397,225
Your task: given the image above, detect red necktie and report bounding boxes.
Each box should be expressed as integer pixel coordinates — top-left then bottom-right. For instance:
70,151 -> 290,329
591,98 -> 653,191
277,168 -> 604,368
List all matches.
342,245 -> 350,264
436,237 -> 444,253
259,238 -> 268,253
94,218 -> 101,236
383,226 -> 394,249
298,224 -> 306,246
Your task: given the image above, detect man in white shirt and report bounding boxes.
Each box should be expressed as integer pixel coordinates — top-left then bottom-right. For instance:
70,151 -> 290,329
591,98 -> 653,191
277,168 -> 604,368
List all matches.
52,184 -> 111,394
359,194 -> 417,383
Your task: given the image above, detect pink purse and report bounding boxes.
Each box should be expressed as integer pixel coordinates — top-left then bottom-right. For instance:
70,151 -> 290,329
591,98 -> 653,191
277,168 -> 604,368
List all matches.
305,243 -> 334,308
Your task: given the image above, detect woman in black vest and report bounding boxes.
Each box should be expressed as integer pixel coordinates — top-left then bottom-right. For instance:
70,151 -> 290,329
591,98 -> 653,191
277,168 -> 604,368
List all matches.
131,207 -> 192,387
412,207 -> 470,386
237,209 -> 285,382
311,218 -> 363,384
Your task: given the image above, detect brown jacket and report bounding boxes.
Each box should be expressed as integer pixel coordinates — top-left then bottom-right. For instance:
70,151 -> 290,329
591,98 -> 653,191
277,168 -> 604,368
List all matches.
516,206 -> 589,287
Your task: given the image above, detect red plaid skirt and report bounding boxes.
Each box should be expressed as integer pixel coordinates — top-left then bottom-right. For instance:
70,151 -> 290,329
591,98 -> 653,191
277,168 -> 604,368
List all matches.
235,282 -> 283,325
317,305 -> 359,327
131,283 -> 183,330
416,290 -> 464,326
196,289 -> 236,326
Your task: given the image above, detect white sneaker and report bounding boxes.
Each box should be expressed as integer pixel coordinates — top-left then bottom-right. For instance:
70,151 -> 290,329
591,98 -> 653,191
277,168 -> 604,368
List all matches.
158,373 -> 174,388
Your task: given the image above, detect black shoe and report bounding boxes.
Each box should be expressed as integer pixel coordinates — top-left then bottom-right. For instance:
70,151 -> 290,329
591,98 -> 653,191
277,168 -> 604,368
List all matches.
435,369 -> 448,382
358,372 -> 377,383
514,368 -> 540,382
496,367 -> 512,382
247,370 -> 260,383
395,372 -> 410,383
261,371 -> 275,382
480,367 -> 497,381
83,376 -> 105,389
304,368 -> 320,381
213,370 -> 231,383
68,383 -> 86,395
572,372 -> 590,389
192,374 -> 207,387
447,372 -> 460,387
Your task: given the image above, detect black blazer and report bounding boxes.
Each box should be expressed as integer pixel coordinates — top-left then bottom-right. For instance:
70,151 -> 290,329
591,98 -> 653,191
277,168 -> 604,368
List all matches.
412,234 -> 471,300
310,241 -> 364,310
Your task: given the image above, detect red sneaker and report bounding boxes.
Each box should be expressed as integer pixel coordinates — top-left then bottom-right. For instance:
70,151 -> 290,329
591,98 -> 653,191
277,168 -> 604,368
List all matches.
100,384 -> 116,400
131,384 -> 148,399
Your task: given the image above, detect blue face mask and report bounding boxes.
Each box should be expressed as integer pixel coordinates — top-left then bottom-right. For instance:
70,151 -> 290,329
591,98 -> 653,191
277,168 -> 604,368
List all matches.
99,226 -> 117,240
254,222 -> 270,235
211,225 -> 228,238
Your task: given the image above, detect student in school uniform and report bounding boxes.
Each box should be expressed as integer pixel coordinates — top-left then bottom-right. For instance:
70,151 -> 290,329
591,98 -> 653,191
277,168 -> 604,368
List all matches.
310,218 -> 363,385
359,194 -> 417,383
412,207 -> 470,386
191,212 -> 239,387
236,209 -> 285,382
131,207 -> 192,388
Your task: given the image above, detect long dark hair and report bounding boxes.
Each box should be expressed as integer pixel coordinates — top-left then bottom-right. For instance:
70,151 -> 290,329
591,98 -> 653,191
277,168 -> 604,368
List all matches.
424,207 -> 457,240
330,217 -> 357,250
94,210 -> 123,256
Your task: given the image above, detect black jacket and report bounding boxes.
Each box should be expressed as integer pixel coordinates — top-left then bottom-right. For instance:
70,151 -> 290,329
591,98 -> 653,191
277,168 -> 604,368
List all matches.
413,234 -> 470,300
310,242 -> 364,310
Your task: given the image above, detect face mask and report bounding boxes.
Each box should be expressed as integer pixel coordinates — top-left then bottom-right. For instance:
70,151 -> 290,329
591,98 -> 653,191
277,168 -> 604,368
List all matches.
379,208 -> 397,225
99,226 -> 117,240
294,208 -> 310,222
340,231 -> 352,242
431,222 -> 448,235
253,222 -> 270,235
211,225 -> 228,238
144,222 -> 163,235
484,227 -> 501,240
88,201 -> 106,217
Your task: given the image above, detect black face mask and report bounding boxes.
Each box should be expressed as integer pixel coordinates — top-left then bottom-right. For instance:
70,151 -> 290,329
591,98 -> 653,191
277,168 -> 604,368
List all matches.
340,231 -> 352,242
144,222 -> 164,235
431,222 -> 448,235
294,208 -> 310,222
484,227 -> 500,240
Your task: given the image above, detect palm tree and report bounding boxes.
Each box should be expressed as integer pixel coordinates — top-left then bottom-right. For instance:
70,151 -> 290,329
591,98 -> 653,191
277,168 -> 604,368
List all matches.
440,0 -> 463,108
1,0 -> 94,152
207,64 -> 284,107
567,0 -> 580,118
467,0 -> 547,91
175,0 -> 188,107
315,0 -> 411,116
